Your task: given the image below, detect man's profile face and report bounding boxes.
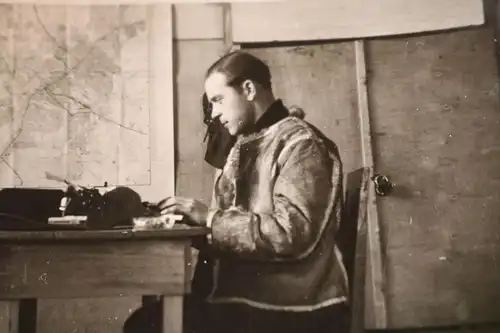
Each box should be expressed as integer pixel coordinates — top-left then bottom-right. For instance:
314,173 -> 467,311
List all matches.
204,72 -> 252,136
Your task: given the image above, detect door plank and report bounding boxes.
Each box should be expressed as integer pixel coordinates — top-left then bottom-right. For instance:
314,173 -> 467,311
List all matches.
354,40 -> 387,330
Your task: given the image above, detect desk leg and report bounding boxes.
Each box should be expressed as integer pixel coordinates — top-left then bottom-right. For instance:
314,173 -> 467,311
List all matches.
0,299 -> 37,333
142,295 -> 161,304
0,301 -> 19,333
162,296 -> 183,333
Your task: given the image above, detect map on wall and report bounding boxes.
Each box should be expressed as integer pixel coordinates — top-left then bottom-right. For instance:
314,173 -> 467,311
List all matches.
0,4 -> 151,188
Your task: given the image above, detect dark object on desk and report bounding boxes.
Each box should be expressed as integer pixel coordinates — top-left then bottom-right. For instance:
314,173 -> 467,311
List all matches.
63,185 -> 148,229
0,188 -> 64,223
0,188 -> 74,231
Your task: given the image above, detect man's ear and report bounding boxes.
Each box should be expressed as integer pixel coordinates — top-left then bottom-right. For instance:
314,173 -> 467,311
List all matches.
241,79 -> 256,101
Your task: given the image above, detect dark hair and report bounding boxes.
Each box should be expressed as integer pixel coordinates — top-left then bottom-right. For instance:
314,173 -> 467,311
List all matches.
205,51 -> 272,90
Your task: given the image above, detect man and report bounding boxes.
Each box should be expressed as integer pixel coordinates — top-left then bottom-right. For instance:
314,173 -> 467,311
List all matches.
124,51 -> 349,333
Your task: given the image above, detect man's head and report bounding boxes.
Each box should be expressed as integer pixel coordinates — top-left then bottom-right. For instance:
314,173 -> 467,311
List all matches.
204,51 -> 274,135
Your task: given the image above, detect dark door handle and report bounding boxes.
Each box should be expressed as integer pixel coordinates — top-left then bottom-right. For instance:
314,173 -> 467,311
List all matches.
372,174 -> 394,196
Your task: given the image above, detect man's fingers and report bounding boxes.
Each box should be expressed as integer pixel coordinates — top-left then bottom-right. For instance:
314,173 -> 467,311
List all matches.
158,196 -> 178,210
157,196 -> 195,217
160,203 -> 176,210
161,206 -> 179,215
161,203 -> 187,215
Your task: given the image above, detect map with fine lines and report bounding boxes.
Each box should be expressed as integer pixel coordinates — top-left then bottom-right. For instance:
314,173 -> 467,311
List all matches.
0,4 -> 151,188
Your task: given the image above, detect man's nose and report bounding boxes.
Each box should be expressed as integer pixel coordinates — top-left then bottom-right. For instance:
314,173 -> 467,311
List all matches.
211,105 -> 222,119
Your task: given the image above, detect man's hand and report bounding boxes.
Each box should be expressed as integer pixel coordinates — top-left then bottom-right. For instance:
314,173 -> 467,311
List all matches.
157,196 -> 209,227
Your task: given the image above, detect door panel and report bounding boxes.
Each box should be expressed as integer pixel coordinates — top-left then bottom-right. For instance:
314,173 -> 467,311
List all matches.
244,43 -> 362,174
367,26 -> 500,328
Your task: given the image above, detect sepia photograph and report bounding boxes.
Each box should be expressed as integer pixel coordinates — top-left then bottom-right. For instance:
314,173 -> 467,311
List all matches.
0,1 -> 498,333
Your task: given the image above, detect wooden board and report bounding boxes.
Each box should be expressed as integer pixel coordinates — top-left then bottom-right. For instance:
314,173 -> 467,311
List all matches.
354,40 -> 387,329
0,226 -> 209,241
174,39 -> 226,205
243,43 -> 362,174
0,240 -> 190,299
1,0 -> 283,4
231,0 -> 485,43
135,4 -> 174,201
173,4 -> 223,40
366,25 -> 500,328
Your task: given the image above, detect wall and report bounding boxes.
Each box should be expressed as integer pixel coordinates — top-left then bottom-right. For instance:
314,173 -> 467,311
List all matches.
173,3 -> 226,205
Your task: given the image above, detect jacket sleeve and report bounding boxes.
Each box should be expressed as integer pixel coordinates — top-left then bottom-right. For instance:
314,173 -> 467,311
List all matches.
207,136 -> 343,261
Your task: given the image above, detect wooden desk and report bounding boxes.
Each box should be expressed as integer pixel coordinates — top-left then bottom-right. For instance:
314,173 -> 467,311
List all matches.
0,226 -> 209,333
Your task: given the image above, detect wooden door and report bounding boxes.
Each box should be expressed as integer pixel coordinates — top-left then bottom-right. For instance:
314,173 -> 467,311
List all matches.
366,25 -> 500,328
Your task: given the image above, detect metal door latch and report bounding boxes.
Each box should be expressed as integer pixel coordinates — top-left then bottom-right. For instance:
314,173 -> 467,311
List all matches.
372,174 -> 394,196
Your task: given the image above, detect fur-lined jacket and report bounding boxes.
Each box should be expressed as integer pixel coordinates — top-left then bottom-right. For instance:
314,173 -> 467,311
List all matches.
201,105 -> 348,311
